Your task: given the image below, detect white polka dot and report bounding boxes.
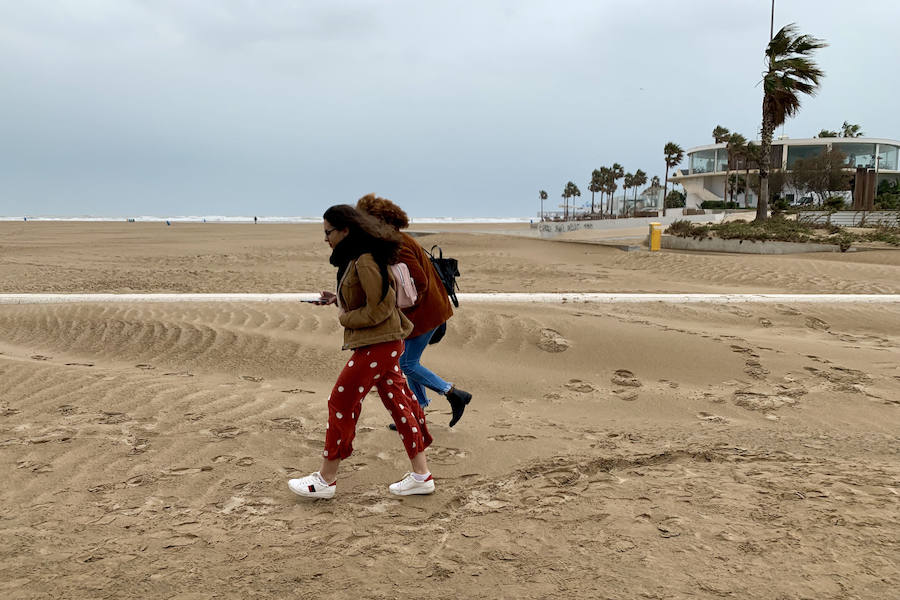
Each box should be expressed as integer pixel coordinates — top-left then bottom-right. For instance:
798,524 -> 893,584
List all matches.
369,362 -> 378,368
387,379 -> 393,385
337,386 -> 344,392
374,374 -> 380,379
412,427 -> 418,433
400,434 -> 404,440
326,423 -> 329,429
401,417 -> 407,423
419,418 -> 424,424
323,450 -> 329,457
348,360 -> 354,367
358,386 -> 364,393
351,412 -> 355,419
337,439 -> 341,445
336,412 -> 343,419
399,404 -> 404,410
412,442 -> 416,448
412,394 -> 417,401
394,365 -> 399,371
366,351 -> 370,356
391,351 -> 398,357
388,392 -> 393,399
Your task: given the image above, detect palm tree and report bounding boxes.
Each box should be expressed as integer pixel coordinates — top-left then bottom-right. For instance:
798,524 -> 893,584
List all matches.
561,184 -> 571,220
724,132 -> 747,206
651,175 -> 660,188
588,170 -> 602,214
597,167 -> 611,214
817,129 -> 838,138
632,169 -> 647,215
569,182 -> 582,217
712,125 -> 731,144
610,163 -> 624,217
623,173 -> 634,215
539,190 -> 548,221
841,121 -> 863,138
662,142 -> 684,217
757,23 -> 827,221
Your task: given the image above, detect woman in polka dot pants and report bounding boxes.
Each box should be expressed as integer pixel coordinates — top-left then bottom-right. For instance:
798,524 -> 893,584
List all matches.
289,205 -> 435,499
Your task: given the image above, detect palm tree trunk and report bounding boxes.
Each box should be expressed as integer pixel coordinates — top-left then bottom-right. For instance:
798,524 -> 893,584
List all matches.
591,192 -> 595,214
662,166 -> 669,217
756,99 -> 774,222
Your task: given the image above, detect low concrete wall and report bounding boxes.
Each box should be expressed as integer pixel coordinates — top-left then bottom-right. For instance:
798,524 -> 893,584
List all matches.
661,235 -> 845,254
536,212 -> 724,237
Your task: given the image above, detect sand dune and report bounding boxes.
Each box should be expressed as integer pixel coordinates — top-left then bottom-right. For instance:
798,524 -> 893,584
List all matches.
1,223 -> 899,599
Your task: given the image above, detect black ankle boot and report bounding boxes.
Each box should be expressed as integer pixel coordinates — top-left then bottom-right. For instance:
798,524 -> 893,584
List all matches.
446,387 -> 472,427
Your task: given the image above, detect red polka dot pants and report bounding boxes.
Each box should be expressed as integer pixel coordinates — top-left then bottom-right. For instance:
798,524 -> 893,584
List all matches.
324,339 -> 433,461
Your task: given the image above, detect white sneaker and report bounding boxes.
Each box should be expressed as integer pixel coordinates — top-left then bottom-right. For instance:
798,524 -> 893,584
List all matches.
288,472 -> 336,499
389,472 -> 435,496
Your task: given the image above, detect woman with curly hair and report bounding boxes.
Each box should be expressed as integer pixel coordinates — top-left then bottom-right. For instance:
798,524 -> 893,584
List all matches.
356,193 -> 472,428
288,204 -> 435,499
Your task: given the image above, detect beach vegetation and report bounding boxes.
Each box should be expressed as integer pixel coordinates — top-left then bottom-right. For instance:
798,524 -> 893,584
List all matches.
665,217 -> 900,250
757,24 -> 827,222
666,190 -> 686,208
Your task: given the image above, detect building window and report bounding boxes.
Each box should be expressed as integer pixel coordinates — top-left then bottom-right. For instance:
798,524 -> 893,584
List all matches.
690,149 -> 716,174
877,144 -> 899,171
786,144 -> 825,169
715,149 -> 729,172
833,143 -> 876,168
770,144 -> 784,169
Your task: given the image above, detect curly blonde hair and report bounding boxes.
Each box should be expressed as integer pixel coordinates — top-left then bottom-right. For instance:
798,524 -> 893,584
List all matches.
356,193 -> 410,230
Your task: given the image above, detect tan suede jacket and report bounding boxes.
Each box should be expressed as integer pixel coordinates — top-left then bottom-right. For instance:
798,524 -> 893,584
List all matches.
337,253 -> 413,350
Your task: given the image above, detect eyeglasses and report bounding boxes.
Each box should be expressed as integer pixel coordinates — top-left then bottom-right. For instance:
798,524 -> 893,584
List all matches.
324,227 -> 336,237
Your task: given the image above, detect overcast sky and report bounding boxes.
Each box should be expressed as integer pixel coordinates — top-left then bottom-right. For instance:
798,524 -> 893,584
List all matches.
2,1 -> 898,217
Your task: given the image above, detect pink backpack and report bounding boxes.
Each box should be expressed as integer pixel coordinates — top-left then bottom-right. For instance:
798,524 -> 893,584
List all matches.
389,263 -> 418,309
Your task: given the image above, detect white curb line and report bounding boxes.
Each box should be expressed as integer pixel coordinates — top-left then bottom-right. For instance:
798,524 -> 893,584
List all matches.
0,293 -> 899,305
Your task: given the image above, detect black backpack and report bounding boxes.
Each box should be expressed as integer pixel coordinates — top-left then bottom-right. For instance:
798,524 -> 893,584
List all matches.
426,245 -> 460,308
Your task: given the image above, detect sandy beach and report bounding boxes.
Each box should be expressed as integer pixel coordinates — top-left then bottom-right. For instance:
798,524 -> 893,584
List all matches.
1,222 -> 898,599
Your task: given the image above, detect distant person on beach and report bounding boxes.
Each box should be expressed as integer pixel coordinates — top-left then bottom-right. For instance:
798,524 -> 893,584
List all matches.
356,193 -> 472,427
288,204 -> 435,499
254,216 -> 257,224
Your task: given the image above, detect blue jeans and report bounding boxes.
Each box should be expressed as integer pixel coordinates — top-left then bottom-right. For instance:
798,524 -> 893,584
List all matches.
399,327 -> 451,408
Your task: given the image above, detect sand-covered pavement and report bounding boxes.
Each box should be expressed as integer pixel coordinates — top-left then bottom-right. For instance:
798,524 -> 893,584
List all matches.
1,222 -> 898,599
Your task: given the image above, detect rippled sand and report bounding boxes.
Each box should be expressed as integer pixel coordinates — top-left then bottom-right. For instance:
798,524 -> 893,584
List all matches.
1,222 -> 898,599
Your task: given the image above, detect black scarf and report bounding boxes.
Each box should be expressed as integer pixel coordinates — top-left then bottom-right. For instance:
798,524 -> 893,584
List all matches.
329,235 -> 390,300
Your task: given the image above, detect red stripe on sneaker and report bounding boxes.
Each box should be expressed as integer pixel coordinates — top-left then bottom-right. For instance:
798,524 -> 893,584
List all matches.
424,475 -> 433,482
308,485 -> 316,493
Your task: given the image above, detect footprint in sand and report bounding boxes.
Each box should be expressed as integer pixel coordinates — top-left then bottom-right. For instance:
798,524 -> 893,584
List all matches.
281,388 -> 315,394
733,391 -> 797,412
163,371 -> 194,377
565,379 -> 596,393
611,370 -> 642,387
775,304 -> 801,316
758,318 -> 773,328
730,345 -> 759,357
269,417 -> 304,432
236,457 -> 255,467
488,434 -> 537,442
744,360 -> 769,380
240,375 -> 264,382
538,328 -> 570,353
30,355 -> 52,361
612,389 -> 640,401
212,426 -> 242,439
659,379 -> 679,389
427,446 -> 468,464
805,317 -> 830,331
65,362 -> 94,367
98,411 -> 130,424
129,439 -> 151,454
17,460 -> 53,473
135,364 -> 155,370
164,466 -> 213,476
696,412 -> 729,424
1,406 -> 21,416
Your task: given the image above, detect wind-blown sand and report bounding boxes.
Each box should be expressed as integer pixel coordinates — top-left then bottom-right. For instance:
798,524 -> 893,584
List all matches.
1,222 -> 898,599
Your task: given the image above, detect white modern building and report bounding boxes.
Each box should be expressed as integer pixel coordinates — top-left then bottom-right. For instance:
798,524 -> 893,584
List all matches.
670,137 -> 900,209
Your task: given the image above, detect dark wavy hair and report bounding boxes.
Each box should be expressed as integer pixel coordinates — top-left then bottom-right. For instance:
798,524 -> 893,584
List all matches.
324,204 -> 402,301
356,193 -> 410,230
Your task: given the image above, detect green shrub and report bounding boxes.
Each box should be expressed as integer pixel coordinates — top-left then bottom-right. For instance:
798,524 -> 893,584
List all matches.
700,200 -> 740,209
823,196 -> 846,211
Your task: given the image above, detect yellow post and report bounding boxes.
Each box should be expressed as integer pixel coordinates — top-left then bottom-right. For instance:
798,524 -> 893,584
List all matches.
649,222 -> 662,252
